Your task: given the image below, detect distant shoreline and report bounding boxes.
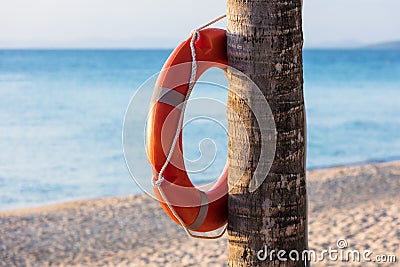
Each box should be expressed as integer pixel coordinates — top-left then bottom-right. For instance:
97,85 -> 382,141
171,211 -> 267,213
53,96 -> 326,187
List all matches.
1,158 -> 400,214
307,156 -> 400,171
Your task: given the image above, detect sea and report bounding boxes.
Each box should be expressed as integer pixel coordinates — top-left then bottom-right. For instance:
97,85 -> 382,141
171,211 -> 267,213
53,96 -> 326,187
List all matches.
0,49 -> 399,211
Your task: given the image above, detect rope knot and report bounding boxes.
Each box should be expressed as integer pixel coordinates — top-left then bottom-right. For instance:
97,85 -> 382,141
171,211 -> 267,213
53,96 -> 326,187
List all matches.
191,29 -> 200,41
153,175 -> 164,187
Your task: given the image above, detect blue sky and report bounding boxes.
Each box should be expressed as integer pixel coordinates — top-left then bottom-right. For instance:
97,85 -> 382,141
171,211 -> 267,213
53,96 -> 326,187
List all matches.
1,0 -> 399,48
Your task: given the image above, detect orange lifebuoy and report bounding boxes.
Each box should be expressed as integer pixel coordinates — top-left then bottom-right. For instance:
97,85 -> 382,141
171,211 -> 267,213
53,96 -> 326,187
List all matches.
146,28 -> 228,232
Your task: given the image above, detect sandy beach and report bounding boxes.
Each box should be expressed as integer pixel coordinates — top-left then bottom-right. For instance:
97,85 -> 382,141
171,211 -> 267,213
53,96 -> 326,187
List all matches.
1,161 -> 399,266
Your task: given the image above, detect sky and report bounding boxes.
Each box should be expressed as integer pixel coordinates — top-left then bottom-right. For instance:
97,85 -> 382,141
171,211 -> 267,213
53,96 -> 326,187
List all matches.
0,0 -> 399,48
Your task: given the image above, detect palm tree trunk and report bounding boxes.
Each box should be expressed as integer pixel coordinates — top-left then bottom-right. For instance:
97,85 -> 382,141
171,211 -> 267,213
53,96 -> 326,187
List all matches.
226,0 -> 307,266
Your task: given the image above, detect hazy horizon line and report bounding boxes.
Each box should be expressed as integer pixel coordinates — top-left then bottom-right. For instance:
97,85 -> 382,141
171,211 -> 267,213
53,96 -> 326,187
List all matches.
0,46 -> 398,50
1,39 -> 399,50
0,39 -> 400,50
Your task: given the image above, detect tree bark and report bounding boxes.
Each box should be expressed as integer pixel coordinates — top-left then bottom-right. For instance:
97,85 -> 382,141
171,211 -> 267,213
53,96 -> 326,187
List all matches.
227,0 -> 307,266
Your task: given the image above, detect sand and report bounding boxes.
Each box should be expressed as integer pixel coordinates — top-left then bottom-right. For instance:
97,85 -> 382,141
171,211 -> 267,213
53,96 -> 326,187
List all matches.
1,161 -> 399,266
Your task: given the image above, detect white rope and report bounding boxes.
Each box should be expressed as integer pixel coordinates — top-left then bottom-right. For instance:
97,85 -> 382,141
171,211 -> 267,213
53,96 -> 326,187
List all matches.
153,29 -> 199,187
154,13 -> 226,187
152,15 -> 227,239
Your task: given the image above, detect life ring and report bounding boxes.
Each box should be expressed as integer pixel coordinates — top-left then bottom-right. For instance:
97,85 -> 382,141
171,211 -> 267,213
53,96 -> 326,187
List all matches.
146,28 -> 228,232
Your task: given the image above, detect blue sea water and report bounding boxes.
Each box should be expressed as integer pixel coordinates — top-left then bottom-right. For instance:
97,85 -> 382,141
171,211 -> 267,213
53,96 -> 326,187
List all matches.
0,49 -> 399,210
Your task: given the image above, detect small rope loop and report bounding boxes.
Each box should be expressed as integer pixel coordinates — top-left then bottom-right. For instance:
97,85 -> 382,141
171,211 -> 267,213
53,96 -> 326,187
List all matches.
153,175 -> 164,187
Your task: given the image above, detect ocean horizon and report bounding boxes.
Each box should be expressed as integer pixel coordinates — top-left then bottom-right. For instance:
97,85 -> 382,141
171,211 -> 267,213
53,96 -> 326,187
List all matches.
1,48 -> 399,211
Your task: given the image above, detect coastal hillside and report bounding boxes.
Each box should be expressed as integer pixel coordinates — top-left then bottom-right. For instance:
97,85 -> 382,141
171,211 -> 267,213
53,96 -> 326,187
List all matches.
364,40 -> 400,49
